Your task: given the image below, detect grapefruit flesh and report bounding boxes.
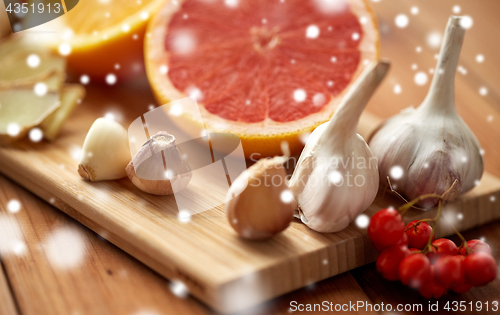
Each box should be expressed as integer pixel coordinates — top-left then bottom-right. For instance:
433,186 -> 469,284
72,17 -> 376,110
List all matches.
146,0 -> 379,157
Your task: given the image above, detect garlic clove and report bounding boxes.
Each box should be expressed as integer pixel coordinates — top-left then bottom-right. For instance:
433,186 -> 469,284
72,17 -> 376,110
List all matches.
126,131 -> 192,195
226,154 -> 294,240
368,16 -> 484,208
78,118 -> 131,181
288,60 -> 390,233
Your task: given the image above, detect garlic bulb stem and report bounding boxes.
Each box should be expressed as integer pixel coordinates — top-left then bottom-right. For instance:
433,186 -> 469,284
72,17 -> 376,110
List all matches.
324,61 -> 390,138
421,16 -> 464,113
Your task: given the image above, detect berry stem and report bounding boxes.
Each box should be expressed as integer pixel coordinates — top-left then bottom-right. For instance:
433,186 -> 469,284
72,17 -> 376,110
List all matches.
441,215 -> 469,255
422,200 -> 443,254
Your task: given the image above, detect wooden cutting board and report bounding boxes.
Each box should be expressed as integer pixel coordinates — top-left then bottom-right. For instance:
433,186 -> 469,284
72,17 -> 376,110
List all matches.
1,82 -> 499,314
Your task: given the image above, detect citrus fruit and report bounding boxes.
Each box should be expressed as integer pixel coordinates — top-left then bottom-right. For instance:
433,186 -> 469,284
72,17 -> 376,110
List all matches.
26,0 -> 165,81
146,0 -> 379,157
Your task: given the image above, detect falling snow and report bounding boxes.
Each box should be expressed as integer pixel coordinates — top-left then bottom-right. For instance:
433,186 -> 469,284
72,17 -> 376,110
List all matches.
427,31 -> 442,48
80,75 -> 90,85
452,5 -> 461,14
170,280 -> 189,298
45,227 -> 86,269
479,87 -> 488,96
171,31 -> 196,55
410,6 -> 419,15
393,84 -> 402,94
0,215 -> 25,256
390,165 -> 404,180
26,54 -> 40,68
280,190 -> 294,204
414,72 -> 428,85
459,16 -> 473,29
313,93 -> 326,106
7,123 -> 20,137
313,0 -> 348,14
104,112 -> 115,121
457,66 -> 467,75
293,89 -> 306,102
299,131 -> 311,144
328,171 -> 342,185
34,82 -> 48,96
140,11 -> 149,20
225,0 -> 239,8
186,86 -> 202,101
476,54 -> 484,63
169,104 -> 183,116
106,74 -> 117,85
395,14 -> 409,28
70,146 -> 83,161
416,46 -> 422,53
159,65 -> 168,74
355,214 -> 370,229
29,128 -> 43,142
58,43 -> 72,56
7,200 -> 21,213
306,25 -> 320,39
178,210 -> 191,223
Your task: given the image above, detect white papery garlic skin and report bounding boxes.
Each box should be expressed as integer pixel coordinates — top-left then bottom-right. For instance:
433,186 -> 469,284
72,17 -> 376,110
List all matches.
78,118 -> 131,181
369,16 -> 484,207
288,61 -> 389,233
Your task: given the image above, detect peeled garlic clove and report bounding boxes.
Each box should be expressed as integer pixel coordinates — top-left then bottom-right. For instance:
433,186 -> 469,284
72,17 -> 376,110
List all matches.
226,155 -> 294,240
126,131 -> 192,195
368,16 -> 484,208
78,118 -> 131,181
288,61 -> 390,233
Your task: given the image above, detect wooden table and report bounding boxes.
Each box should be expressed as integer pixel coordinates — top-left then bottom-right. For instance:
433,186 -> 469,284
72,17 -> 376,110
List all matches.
1,0 -> 500,314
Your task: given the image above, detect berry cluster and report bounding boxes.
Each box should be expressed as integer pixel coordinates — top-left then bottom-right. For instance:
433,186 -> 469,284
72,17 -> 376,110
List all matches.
368,208 -> 497,298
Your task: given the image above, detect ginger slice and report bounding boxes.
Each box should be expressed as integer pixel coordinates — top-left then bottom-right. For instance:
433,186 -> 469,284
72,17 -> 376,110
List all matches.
0,89 -> 60,144
41,84 -> 86,141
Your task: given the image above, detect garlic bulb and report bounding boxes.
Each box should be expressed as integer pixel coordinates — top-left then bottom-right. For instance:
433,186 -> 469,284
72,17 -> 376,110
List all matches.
78,118 -> 131,181
226,150 -> 294,240
288,61 -> 390,233
126,131 -> 192,195
369,16 -> 484,207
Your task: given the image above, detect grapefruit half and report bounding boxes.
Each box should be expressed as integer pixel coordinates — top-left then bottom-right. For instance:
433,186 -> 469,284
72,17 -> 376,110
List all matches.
146,0 -> 379,158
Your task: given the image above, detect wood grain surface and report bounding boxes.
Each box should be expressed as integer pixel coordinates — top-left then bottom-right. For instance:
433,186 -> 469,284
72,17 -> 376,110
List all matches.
0,81 -> 498,313
1,0 -> 500,314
